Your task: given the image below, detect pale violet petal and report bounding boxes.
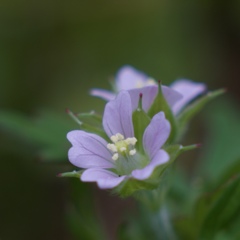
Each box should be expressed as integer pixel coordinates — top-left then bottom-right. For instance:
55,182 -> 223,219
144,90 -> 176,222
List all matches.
128,85 -> 182,112
143,112 -> 171,159
103,91 -> 134,138
67,130 -> 114,169
162,86 -> 183,110
131,150 -> 169,180
170,79 -> 207,114
81,168 -> 126,189
128,85 -> 158,112
116,65 -> 149,90
90,88 -> 116,101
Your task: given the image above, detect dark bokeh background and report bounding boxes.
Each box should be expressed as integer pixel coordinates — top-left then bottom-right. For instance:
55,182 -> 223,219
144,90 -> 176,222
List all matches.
0,1 -> 240,239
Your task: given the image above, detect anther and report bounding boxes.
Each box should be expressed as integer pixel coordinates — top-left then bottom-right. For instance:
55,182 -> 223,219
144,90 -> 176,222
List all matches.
107,144 -> 117,152
110,135 -> 118,143
112,153 -> 119,161
116,133 -> 124,140
120,147 -> 127,152
125,137 -> 137,145
129,149 -> 136,155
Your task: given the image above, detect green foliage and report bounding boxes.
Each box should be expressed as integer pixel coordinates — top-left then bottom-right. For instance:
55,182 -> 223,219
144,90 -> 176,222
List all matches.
0,109 -> 108,162
200,97 -> 240,183
118,204 -> 177,240
171,98 -> 240,239
0,110 -> 73,162
200,175 -> 240,239
177,88 -> 225,141
66,179 -> 106,240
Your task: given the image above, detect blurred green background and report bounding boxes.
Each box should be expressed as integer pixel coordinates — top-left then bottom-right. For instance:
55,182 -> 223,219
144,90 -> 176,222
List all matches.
0,1 -> 240,239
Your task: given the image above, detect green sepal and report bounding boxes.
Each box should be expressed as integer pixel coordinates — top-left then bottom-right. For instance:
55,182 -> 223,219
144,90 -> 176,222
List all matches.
147,83 -> 177,144
67,109 -> 108,141
132,98 -> 151,153
77,111 -> 102,129
0,110 -> 74,162
177,88 -> 225,140
113,162 -> 170,198
164,144 -> 182,164
113,144 -> 199,197
164,144 -> 200,166
113,177 -> 159,198
113,160 -> 170,198
114,163 -> 170,198
57,170 -> 83,178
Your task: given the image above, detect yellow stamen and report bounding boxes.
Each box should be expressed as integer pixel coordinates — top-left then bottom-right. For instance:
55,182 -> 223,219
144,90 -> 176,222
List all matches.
112,153 -> 119,161
129,149 -> 136,155
107,133 -> 138,160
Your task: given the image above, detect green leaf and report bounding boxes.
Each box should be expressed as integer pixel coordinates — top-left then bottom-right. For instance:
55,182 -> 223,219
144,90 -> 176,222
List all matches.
177,88 -> 225,140
200,98 -> 240,182
66,179 -> 106,240
216,159 -> 240,187
0,110 -> 73,162
118,203 -> 177,240
200,175 -> 240,239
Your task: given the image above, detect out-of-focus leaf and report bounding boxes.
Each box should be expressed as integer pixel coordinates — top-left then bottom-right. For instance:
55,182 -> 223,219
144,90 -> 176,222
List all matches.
200,175 -> 240,239
200,98 -> 240,182
169,169 -> 204,240
118,204 -> 177,240
176,174 -> 240,240
212,158 -> 240,190
177,89 -> 225,140
0,110 -> 73,162
66,179 -> 106,240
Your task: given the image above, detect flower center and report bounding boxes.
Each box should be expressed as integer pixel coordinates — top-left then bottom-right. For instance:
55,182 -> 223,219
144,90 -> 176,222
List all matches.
107,133 -> 137,161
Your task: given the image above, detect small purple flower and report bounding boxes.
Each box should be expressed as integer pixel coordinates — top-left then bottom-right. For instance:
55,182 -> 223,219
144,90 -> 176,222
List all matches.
90,65 -> 206,114
67,91 -> 170,189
